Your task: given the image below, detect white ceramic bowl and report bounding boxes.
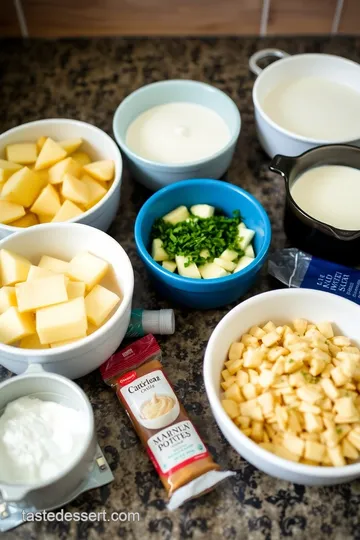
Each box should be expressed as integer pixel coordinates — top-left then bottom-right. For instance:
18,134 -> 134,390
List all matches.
0,119 -> 123,240
204,288 -> 360,485
249,49 -> 360,157
113,79 -> 241,191
0,223 -> 134,379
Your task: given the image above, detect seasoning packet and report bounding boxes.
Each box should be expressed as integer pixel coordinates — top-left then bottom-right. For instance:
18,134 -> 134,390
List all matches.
100,334 -> 234,510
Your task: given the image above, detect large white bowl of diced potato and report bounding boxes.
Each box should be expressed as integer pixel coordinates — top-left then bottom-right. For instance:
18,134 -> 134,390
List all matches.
204,288 -> 360,485
0,119 -> 122,238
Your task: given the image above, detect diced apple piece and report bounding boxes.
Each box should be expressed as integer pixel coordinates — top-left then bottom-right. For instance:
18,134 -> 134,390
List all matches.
175,255 -> 201,279
16,274 -> 68,312
31,185 -> 61,217
27,265 -> 55,281
81,174 -> 107,208
198,262 -> 227,279
238,225 -> 255,250
67,280 -> 86,299
36,136 -> 47,152
48,157 -> 82,185
35,138 -> 67,170
0,159 -> 22,183
0,201 -> 25,224
6,143 -> 37,165
61,173 -> 90,205
0,307 -> 35,344
0,249 -> 31,285
162,261 -> 177,272
152,239 -> 169,262
83,160 -> 115,182
316,321 -> 334,339
67,251 -> 109,291
245,244 -> 255,258
52,200 -> 83,222
59,138 -> 83,154
214,257 -> 236,272
50,337 -> 83,348
20,333 -> 49,349
38,255 -> 69,274
162,205 -> 190,225
219,248 -> 238,262
11,213 -> 39,228
71,151 -> 92,167
0,286 -> 17,314
221,399 -> 239,419
190,204 -> 215,219
1,167 -> 44,207
233,256 -> 254,273
87,323 -> 98,336
36,297 -> 87,344
85,284 -> 120,326
38,214 -> 53,224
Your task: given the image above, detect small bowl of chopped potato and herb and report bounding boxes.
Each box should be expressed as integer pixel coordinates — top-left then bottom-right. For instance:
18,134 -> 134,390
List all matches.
134,179 -> 271,308
0,119 -> 122,239
204,288 -> 360,485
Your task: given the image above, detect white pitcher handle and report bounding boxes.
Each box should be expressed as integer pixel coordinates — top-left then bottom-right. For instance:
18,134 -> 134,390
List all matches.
249,48 -> 290,76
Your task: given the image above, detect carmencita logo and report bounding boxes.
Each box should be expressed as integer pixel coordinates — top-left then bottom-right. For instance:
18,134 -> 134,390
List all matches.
127,375 -> 161,393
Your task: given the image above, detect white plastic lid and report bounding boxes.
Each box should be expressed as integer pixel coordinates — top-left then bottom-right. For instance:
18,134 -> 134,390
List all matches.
142,309 -> 175,335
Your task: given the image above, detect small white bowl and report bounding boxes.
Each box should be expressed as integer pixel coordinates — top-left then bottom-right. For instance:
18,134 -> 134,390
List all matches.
204,288 -> 360,485
0,119 -> 123,240
113,79 -> 241,191
0,223 -> 134,379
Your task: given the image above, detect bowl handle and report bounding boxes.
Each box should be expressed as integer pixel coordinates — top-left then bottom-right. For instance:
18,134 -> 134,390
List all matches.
249,48 -> 290,76
269,154 -> 295,179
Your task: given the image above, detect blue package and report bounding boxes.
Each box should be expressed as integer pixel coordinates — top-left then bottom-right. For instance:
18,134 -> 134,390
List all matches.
268,248 -> 360,305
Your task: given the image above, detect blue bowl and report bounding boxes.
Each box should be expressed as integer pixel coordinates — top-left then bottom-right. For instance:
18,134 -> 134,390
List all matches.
134,179 -> 271,309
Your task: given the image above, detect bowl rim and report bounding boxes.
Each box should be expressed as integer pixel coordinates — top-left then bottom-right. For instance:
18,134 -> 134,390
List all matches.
134,178 -> 271,286
113,79 -> 241,170
252,53 -> 360,145
204,288 -> 360,477
0,369 -> 95,493
0,223 -> 134,357
0,118 -> 123,232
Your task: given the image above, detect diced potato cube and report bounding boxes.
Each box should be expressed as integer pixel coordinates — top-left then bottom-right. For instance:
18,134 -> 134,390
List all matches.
243,348 -> 264,368
309,358 -> 326,377
35,138 -> 67,170
220,248 -> 238,262
283,433 -> 305,456
248,369 -> 259,384
0,201 -> 25,224
71,151 -> 91,167
331,366 -> 349,387
240,399 -> 263,421
224,382 -> 244,403
312,348 -> 331,363
0,286 -> 17,314
258,369 -> 275,388
320,378 -> 339,401
11,212 -> 39,228
251,421 -> 264,443
327,445 -> 346,467
221,376 -> 236,390
289,371 -> 306,388
304,440 -> 325,462
347,430 -> 360,450
268,346 -> 289,362
59,138 -> 83,154
288,410 -> 302,434
30,184 -> 61,217
26,265 -> 55,282
0,249 -> 31,285
275,405 -> 288,431
48,157 -> 82,185
20,333 -> 49,349
304,413 -> 324,433
162,261 -> 177,273
38,214 -> 53,223
83,160 -> 115,182
177,256 -> 202,279
242,383 -> 257,400
6,143 -> 37,164
0,159 -> 22,183
16,274 -> 68,312
62,173 -> 90,205
50,337 -> 83,348
274,445 -> 300,462
2,167 -> 45,207
235,416 -> 251,429
241,334 -> 258,347
228,342 -> 244,362
221,369 -> 231,381
36,297 -> 87,344
342,438 -> 359,459
319,398 -> 332,411
38,255 -> 69,274
299,402 -> 321,414
285,356 -> 304,374
221,399 -> 239,419
81,174 -> 107,208
293,318 -> 308,336
0,307 -> 35,344
296,385 -> 323,404
316,321 -> 334,339
51,200 -> 83,222
85,284 -> 120,326
227,358 -> 243,375
152,239 -> 169,262
337,353 -> 359,378
257,392 -> 274,416
67,251 -> 109,291
332,336 -> 351,347
329,343 -> 341,357
236,370 -> 249,387
262,331 -> 281,347
272,356 -> 285,376
214,257 -> 236,272
198,261 -> 227,279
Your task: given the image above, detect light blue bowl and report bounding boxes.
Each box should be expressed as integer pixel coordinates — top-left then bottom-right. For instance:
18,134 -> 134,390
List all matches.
113,80 -> 241,191
134,179 -> 271,309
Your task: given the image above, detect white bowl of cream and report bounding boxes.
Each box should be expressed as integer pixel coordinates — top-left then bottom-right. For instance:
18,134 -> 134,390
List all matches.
134,392 -> 180,430
249,49 -> 360,157
113,80 -> 241,191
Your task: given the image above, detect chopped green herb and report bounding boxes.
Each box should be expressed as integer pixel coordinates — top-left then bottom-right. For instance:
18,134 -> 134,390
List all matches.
151,210 -> 244,266
288,358 -> 294,364
336,427 -> 342,434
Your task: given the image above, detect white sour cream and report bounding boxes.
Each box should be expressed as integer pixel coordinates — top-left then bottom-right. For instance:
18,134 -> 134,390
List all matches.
125,102 -> 231,164
290,165 -> 360,230
262,77 -> 360,140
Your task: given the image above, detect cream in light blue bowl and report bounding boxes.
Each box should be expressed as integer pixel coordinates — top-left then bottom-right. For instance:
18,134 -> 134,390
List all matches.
113,80 -> 241,191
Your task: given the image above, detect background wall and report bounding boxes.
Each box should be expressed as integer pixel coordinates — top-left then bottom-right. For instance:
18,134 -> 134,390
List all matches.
1,0 -> 359,38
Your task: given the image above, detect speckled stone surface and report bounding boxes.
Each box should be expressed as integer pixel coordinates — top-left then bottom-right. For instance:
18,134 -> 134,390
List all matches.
1,36 -> 360,540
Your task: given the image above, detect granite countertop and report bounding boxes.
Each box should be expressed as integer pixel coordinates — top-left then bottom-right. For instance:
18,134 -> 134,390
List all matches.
1,36 -> 360,540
